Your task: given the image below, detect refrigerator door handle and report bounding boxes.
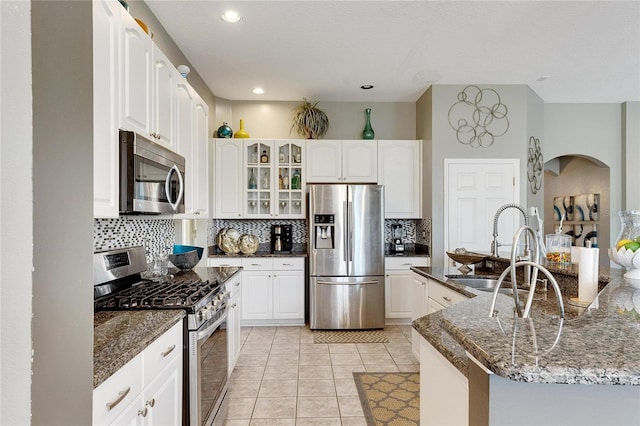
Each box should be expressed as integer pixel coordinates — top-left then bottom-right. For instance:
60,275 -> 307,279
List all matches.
348,201 -> 354,262
316,280 -> 379,286
343,200 -> 349,263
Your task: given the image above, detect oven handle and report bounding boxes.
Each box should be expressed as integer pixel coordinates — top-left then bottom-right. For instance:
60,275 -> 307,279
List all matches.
196,309 -> 228,342
165,165 -> 184,212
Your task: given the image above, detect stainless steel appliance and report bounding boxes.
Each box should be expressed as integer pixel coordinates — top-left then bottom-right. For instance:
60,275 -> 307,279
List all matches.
308,184 -> 385,329
93,246 -> 239,426
119,130 -> 185,214
271,224 -> 293,253
391,224 -> 405,253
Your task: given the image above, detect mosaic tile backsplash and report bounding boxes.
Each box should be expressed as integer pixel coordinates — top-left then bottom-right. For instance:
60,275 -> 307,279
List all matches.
208,218 -> 431,250
94,217 -> 430,258
94,217 -> 175,260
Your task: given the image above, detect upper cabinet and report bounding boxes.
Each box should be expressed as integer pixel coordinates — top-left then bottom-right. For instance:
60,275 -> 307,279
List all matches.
120,11 -> 176,150
214,139 -> 243,218
214,139 -> 305,219
306,140 -> 378,183
175,81 -> 209,218
93,0 -> 121,218
378,140 -> 422,218
93,0 -> 209,218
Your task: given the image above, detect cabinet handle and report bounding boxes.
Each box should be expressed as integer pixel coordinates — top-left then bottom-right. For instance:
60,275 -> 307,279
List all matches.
106,387 -> 131,411
146,398 -> 155,408
161,344 -> 176,358
235,282 -> 240,287
231,303 -> 237,308
138,407 -> 148,418
443,296 -> 452,303
402,263 -> 413,266
282,263 -> 294,266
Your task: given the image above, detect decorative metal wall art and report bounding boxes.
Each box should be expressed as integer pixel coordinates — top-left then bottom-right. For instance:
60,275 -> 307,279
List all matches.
527,136 -> 543,194
447,85 -> 509,148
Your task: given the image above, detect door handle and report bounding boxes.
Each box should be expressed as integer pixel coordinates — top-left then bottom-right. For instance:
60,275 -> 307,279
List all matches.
166,165 -> 184,212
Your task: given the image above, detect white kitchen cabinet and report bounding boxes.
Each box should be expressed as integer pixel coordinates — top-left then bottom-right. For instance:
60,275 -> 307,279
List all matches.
274,140 -> 305,218
214,139 -> 244,218
420,336 -> 468,426
192,97 -> 210,217
244,140 -> 275,218
306,140 -> 378,183
272,258 -> 305,320
93,320 -> 183,426
428,279 -> 468,310
385,257 -> 430,323
120,12 -> 176,149
176,84 -> 209,218
120,12 -> 152,138
93,0 -> 121,218
378,140 -> 422,218
411,273 -> 429,359
215,139 -> 305,219
240,257 -> 305,326
226,275 -> 242,376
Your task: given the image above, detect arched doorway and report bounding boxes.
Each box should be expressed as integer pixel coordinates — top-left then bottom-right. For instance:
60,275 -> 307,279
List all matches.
544,155 -> 610,266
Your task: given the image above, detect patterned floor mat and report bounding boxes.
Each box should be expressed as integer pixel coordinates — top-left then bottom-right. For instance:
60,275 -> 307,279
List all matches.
313,329 -> 389,344
353,372 -> 420,426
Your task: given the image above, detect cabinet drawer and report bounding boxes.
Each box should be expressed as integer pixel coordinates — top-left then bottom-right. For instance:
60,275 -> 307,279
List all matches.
227,275 -> 242,297
143,320 -> 183,384
273,257 -> 304,270
241,257 -> 273,270
385,256 -> 429,270
428,281 -> 467,308
208,257 -> 242,267
93,353 -> 143,425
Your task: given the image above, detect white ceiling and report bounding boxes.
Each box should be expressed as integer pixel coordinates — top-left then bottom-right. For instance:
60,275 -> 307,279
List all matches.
145,0 -> 640,104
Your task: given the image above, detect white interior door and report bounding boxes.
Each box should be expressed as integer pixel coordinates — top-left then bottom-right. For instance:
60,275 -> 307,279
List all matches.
445,159 -> 520,265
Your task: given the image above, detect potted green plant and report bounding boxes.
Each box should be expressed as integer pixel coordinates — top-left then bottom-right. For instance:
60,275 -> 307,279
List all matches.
291,98 -> 329,139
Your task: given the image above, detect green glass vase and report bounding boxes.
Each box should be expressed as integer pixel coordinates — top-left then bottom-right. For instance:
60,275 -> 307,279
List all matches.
362,108 -> 375,139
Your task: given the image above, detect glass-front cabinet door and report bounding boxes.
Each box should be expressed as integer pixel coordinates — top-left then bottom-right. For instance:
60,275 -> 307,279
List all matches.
245,140 -> 273,217
275,140 -> 305,218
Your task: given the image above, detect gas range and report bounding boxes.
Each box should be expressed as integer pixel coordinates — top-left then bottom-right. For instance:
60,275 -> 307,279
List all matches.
93,246 -> 236,330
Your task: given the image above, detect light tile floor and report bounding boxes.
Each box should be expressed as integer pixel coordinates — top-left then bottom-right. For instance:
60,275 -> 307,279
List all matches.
224,324 -> 418,425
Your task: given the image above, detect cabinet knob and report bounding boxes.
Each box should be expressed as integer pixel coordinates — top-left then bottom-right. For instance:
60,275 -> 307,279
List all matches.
443,296 -> 452,303
146,398 -> 155,408
138,407 -> 148,418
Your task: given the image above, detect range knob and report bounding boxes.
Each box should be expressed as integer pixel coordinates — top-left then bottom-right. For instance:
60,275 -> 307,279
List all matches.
198,307 -> 209,322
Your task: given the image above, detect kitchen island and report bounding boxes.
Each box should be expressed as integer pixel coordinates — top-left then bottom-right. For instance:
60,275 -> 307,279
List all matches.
412,264 -> 640,425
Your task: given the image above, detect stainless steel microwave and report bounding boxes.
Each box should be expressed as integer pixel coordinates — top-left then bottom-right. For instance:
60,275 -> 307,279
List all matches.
119,130 -> 185,214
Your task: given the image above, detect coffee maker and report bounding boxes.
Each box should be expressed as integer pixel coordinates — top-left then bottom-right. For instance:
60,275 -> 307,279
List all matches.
271,224 -> 293,253
391,224 -> 405,253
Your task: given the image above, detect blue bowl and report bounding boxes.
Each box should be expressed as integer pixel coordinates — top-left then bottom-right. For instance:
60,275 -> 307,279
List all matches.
173,245 -> 204,260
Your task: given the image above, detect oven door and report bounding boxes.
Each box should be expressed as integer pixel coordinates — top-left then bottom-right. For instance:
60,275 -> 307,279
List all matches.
188,310 -> 229,426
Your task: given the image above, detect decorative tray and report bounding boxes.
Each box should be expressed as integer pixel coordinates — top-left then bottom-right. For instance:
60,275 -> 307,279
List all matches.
446,251 -> 487,266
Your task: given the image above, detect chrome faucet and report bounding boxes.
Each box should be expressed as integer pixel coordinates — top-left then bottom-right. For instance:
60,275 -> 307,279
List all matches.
491,203 -> 530,258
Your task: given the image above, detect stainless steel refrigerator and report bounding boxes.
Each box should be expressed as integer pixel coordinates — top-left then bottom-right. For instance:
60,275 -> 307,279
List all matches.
308,184 -> 385,329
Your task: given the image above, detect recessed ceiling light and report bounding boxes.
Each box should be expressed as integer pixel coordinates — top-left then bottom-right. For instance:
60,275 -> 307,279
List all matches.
221,10 -> 241,23
360,84 -> 374,90
252,87 -> 264,95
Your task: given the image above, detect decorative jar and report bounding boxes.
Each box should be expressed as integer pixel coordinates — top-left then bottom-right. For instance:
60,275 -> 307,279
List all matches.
234,119 -> 250,138
609,210 -> 640,279
217,122 -> 233,138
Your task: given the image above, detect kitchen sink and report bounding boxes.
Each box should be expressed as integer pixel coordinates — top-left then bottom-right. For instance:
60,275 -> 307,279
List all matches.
447,277 -> 529,296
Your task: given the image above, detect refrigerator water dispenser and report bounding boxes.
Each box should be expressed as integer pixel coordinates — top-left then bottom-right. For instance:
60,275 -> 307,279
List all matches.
314,214 -> 335,249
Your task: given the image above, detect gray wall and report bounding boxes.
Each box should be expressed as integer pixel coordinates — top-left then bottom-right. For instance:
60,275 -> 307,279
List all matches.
423,85 -> 533,267
623,101 -> 640,209
544,103 -> 623,248
218,100 -> 417,140
0,1 -> 33,424
31,1 -> 94,424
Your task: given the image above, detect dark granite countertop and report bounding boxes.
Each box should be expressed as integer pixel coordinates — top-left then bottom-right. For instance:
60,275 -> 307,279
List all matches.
94,310 -> 184,389
412,263 -> 640,385
93,266 -> 242,389
208,245 -> 308,258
